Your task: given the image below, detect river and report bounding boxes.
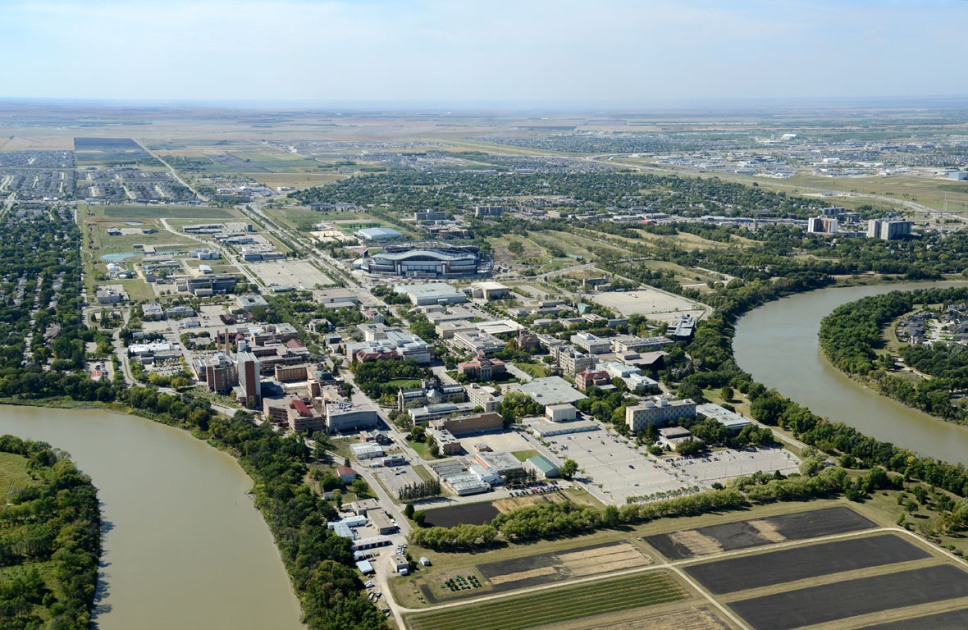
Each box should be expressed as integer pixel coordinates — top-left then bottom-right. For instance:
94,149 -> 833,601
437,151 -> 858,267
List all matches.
0,405 -> 303,630
734,281 -> 968,466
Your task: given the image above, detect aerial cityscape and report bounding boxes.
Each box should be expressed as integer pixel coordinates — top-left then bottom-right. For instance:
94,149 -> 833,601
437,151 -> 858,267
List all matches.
3,2 -> 968,630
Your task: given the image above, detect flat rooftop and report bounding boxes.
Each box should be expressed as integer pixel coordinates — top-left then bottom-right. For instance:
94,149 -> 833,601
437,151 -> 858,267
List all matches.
512,376 -> 587,406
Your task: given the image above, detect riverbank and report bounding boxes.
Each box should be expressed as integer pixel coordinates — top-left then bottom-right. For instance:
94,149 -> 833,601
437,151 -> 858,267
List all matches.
0,405 -> 305,629
0,435 -> 101,628
818,286 -> 968,427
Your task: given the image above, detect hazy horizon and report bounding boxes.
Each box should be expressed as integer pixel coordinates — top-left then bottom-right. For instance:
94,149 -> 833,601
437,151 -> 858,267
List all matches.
1,1 -> 966,105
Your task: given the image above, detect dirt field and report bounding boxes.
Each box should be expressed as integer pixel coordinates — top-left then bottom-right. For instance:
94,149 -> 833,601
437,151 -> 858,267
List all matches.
730,565 -> 968,630
422,502 -> 500,528
685,534 -> 929,595
646,506 -> 876,560
567,608 -> 730,630
862,608 -> 968,629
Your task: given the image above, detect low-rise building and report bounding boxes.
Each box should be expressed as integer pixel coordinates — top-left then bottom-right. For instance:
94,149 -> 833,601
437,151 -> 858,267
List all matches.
369,510 -> 397,535
466,384 -> 501,412
237,294 -> 269,312
610,335 -> 674,354
397,381 -> 466,411
514,376 -> 588,406
457,356 -> 506,381
571,332 -> 611,355
326,400 -> 379,433
574,370 -> 611,391
452,330 -> 506,355
288,398 -> 326,433
430,411 -> 503,436
525,455 -> 560,479
545,403 -> 577,422
428,428 -> 462,455
394,282 -> 467,306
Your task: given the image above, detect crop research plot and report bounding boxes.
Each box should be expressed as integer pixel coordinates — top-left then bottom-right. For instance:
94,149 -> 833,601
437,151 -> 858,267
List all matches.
646,506 -> 876,560
684,534 -> 929,594
730,565 -> 968,630
405,571 -> 688,630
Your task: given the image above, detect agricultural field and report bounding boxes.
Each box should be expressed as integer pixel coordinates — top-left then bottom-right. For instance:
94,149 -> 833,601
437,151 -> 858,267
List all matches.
684,534 -> 929,594
74,137 -> 160,166
400,498 -> 968,629
730,565 -> 968,630
422,502 -> 500,528
645,506 -> 875,560
405,571 -> 689,630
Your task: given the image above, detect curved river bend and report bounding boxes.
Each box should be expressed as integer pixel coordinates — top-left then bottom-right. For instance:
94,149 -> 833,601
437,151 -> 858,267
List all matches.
0,406 -> 303,630
734,281 -> 968,466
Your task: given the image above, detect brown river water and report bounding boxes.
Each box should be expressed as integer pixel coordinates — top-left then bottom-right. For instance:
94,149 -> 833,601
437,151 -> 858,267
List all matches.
734,281 -> 968,466
0,405 -> 303,629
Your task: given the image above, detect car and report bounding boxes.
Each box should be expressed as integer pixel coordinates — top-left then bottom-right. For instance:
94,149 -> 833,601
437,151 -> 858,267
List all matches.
364,581 -> 374,588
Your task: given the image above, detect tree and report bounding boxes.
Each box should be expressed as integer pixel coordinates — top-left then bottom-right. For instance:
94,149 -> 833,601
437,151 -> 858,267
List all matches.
560,459 -> 578,480
412,510 -> 426,527
720,386 -> 734,402
404,503 -> 415,519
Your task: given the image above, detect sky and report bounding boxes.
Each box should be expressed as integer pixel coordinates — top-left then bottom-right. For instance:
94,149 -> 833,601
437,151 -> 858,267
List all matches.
0,0 -> 965,106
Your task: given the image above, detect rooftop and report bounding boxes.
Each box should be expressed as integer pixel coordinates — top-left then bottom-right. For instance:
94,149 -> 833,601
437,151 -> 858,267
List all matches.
513,376 -> 588,406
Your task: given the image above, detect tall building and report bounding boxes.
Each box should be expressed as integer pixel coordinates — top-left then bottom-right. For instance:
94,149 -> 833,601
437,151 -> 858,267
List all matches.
236,351 -> 261,407
868,219 -> 912,241
807,216 -> 838,234
203,353 -> 238,395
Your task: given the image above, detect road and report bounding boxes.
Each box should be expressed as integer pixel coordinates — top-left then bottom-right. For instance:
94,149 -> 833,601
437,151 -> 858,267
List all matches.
157,217 -> 265,289
136,141 -> 210,202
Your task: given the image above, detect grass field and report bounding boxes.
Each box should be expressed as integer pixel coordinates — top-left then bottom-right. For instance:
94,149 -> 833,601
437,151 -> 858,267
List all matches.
98,205 -> 238,219
0,451 -> 36,499
511,449 -> 539,462
405,570 -> 687,630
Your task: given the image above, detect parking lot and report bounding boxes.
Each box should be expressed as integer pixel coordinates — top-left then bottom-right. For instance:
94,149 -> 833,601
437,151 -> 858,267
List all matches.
373,464 -> 425,498
666,447 -> 801,486
541,431 -> 686,504
250,260 -> 334,289
539,430 -> 801,504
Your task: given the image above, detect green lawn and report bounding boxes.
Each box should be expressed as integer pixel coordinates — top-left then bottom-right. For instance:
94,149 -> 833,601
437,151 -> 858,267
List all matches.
405,570 -> 687,630
511,449 -> 539,462
515,362 -> 550,378
100,205 -> 238,219
0,452 -> 36,499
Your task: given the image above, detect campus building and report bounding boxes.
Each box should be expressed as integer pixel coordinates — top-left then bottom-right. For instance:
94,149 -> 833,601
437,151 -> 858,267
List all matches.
625,396 -> 696,433
352,243 -> 486,279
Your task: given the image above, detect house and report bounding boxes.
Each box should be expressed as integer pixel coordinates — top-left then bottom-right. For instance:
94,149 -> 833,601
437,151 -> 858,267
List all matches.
336,466 -> 358,484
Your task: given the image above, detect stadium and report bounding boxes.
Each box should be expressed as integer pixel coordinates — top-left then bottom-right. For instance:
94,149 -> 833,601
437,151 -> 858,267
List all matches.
353,242 -> 491,279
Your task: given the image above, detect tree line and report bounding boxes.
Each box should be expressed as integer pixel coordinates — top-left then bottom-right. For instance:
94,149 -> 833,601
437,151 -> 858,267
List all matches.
0,435 -> 101,629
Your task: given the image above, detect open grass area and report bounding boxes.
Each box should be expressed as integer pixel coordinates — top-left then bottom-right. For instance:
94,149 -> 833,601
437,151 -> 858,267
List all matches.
514,362 -> 550,378
97,205 -> 238,220
404,570 -> 687,630
267,207 -> 328,231
0,451 -> 36,499
510,449 -> 539,462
